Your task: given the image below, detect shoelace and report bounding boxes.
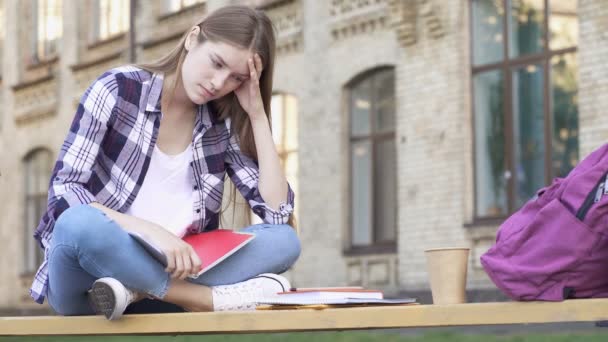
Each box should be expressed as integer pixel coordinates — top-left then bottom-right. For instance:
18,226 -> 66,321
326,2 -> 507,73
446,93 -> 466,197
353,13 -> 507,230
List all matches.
214,281 -> 264,311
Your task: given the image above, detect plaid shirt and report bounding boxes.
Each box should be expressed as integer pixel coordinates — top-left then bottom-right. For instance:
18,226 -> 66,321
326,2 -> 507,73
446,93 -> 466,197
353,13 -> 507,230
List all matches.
31,66 -> 294,304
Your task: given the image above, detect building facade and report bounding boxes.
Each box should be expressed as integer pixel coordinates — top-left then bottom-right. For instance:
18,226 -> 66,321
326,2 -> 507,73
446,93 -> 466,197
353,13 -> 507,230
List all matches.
0,0 -> 605,313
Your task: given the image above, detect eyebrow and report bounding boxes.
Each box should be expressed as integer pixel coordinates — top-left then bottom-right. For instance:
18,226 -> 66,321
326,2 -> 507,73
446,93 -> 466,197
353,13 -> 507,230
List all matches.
213,53 -> 249,78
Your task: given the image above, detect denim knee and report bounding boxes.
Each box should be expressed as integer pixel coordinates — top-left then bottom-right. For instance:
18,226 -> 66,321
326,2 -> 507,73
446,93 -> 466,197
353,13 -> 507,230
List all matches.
52,204 -> 114,249
270,224 -> 301,269
49,299 -> 87,316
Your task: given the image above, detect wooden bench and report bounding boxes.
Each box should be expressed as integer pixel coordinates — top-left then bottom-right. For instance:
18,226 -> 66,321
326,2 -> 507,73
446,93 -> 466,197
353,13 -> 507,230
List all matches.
2,299 -> 608,336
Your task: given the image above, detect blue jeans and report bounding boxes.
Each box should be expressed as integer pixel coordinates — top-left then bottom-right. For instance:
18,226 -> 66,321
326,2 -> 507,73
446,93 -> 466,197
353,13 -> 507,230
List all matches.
46,204 -> 301,316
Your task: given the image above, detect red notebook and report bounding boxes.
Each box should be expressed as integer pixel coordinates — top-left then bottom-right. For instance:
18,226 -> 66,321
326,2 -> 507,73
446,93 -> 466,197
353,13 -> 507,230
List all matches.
129,229 -> 255,278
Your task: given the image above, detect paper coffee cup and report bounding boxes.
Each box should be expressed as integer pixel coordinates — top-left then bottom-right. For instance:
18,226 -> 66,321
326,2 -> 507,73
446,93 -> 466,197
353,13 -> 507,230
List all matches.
424,247 -> 470,305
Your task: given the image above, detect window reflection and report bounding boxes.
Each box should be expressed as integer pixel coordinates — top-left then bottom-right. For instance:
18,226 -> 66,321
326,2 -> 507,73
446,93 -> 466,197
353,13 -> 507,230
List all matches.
471,0 -> 579,217
472,0 -> 505,65
33,0 -> 62,61
551,53 -> 579,177
163,0 -> 205,14
550,0 -> 578,50
512,64 -> 545,208
509,0 -> 544,58
474,70 -> 507,217
95,0 -> 129,41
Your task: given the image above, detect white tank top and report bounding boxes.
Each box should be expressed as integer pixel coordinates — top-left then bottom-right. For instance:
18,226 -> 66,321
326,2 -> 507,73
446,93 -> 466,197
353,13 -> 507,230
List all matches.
125,144 -> 194,237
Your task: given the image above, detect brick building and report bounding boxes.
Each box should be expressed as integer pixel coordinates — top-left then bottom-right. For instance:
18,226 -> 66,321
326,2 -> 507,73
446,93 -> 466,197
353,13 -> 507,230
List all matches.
0,0 -> 605,313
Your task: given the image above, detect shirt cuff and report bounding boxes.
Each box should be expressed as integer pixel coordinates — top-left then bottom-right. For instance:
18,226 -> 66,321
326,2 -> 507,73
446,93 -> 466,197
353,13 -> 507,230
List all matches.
257,201 -> 294,225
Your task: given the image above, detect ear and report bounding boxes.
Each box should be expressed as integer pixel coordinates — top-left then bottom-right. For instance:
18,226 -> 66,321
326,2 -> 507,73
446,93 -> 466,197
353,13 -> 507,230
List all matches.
185,26 -> 201,52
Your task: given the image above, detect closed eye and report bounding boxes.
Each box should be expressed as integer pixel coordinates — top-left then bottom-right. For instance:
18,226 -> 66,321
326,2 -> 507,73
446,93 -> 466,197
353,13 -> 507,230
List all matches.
210,57 -> 222,69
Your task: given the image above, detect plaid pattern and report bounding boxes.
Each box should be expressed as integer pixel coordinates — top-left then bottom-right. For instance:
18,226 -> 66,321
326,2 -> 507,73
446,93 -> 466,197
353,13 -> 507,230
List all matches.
30,66 -> 294,304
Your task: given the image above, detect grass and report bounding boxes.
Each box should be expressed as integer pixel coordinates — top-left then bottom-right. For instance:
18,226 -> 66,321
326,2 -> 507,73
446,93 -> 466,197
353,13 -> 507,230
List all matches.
1,331 -> 608,342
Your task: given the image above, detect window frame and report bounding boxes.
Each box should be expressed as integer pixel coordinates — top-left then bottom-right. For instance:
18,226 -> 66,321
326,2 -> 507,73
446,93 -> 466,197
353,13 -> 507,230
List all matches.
90,0 -> 129,43
346,66 -> 397,254
470,0 -> 578,221
30,0 -> 62,63
160,0 -> 205,15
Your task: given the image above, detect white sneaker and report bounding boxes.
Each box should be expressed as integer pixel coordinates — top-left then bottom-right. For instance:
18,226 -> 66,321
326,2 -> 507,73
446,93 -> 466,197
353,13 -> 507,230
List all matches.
211,273 -> 291,311
88,277 -> 137,320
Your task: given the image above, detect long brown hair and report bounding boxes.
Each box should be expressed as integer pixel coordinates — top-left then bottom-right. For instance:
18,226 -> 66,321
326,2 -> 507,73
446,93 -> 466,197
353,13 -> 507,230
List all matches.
137,5 -> 296,230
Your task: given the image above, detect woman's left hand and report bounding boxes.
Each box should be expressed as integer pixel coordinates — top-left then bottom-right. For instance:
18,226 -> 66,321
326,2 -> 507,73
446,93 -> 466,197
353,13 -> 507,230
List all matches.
234,53 -> 266,121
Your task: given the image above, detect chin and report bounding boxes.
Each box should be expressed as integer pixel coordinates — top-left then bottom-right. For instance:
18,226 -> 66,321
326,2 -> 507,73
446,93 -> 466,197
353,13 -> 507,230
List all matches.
188,93 -> 208,105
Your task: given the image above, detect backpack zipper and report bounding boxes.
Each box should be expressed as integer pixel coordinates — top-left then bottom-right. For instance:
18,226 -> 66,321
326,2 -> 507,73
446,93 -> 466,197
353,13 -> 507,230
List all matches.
576,171 -> 608,220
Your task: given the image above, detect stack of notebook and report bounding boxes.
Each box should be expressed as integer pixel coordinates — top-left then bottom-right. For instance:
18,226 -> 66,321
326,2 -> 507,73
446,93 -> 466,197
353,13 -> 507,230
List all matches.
256,287 -> 417,309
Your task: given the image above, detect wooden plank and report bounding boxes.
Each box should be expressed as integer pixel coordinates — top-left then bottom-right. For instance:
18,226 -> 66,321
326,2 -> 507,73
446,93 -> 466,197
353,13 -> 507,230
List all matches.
1,299 -> 608,336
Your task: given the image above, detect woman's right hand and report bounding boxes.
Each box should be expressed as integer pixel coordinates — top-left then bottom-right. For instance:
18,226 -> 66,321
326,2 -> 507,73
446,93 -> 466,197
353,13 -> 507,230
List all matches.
140,223 -> 202,280
88,202 -> 202,280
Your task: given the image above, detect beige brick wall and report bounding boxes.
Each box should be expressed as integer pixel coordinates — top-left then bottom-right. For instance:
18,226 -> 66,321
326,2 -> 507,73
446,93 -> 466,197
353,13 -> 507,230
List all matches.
578,0 -> 608,155
395,0 -> 475,289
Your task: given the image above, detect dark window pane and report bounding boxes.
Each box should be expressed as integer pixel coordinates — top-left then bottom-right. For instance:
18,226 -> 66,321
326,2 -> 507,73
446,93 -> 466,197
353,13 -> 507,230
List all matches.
472,0 -> 505,65
24,198 -> 36,272
513,64 -> 545,208
374,138 -> 396,242
551,53 -> 579,178
474,70 -> 507,217
549,0 -> 578,50
350,78 -> 372,136
351,141 -> 372,246
509,0 -> 544,58
373,70 -> 395,133
36,195 -> 46,265
24,149 -> 51,273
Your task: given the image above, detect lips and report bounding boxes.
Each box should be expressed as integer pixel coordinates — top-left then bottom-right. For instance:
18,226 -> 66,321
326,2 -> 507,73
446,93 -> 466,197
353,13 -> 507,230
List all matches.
200,85 -> 215,97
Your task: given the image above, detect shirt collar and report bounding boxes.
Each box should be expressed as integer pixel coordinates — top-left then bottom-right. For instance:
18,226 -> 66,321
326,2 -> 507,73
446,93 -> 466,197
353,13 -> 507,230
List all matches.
146,72 -> 164,114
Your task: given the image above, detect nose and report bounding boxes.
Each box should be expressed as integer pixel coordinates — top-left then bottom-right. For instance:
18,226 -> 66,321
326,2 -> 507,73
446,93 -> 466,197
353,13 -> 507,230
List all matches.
211,71 -> 230,92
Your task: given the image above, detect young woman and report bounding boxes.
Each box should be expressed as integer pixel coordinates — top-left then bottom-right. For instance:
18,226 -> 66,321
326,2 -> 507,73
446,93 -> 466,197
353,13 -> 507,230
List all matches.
30,5 -> 301,320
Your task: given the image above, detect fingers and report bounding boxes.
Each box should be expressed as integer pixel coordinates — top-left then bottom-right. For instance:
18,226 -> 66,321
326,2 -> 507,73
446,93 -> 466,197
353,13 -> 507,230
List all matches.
190,246 -> 202,276
254,54 -> 263,74
166,246 -> 201,279
248,54 -> 263,85
172,250 -> 185,279
179,251 -> 192,280
165,251 -> 176,275
248,58 -> 258,85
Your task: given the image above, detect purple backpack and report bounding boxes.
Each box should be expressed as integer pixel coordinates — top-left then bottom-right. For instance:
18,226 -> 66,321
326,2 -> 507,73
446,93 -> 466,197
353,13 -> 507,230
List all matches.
481,143 -> 608,301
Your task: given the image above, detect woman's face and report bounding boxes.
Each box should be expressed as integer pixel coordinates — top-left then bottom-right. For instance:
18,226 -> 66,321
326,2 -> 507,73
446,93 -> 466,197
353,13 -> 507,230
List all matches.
181,29 -> 253,105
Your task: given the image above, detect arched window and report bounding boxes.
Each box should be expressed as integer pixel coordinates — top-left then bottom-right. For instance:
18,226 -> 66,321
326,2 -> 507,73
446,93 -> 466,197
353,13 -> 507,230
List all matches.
23,148 -> 52,274
348,67 -> 396,249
